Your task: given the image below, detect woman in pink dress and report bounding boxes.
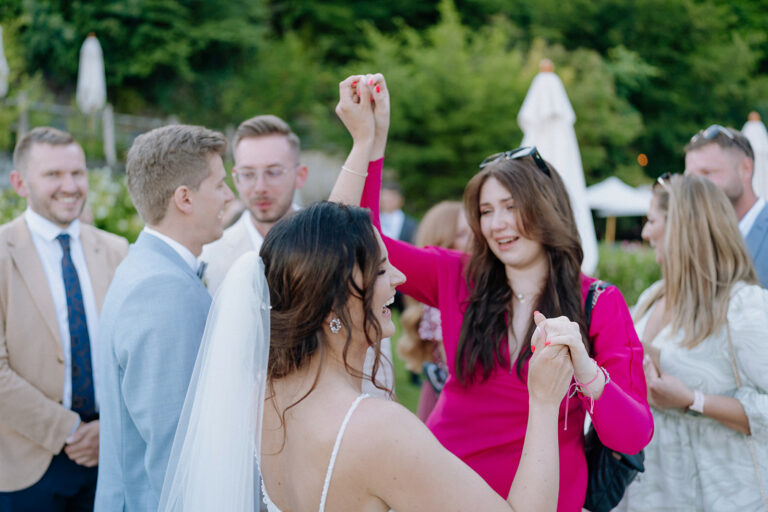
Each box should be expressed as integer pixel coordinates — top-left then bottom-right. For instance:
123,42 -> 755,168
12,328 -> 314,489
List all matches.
332,73 -> 654,512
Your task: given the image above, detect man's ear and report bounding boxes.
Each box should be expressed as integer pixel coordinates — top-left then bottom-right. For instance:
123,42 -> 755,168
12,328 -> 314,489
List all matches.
295,164 -> 309,190
9,170 -> 28,197
739,156 -> 755,185
172,185 -> 194,215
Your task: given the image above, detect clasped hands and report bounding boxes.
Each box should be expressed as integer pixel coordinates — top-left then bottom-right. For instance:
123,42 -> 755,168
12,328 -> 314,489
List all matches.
642,350 -> 694,410
531,312 -> 606,401
335,73 -> 389,153
65,419 -> 99,467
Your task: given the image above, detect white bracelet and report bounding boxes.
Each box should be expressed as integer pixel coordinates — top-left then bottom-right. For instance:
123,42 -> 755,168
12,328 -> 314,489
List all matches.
688,390 -> 705,414
342,165 -> 367,178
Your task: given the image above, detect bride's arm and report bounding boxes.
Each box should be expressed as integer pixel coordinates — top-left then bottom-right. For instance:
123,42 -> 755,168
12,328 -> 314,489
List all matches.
329,73 -> 388,206
350,336 -> 572,512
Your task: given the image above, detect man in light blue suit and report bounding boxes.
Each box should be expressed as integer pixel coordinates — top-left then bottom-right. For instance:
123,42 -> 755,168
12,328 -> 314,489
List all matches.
95,125 -> 234,511
685,124 -> 768,287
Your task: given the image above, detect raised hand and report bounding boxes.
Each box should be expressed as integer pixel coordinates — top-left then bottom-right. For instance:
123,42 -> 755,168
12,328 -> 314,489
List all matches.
528,313 -> 573,407
362,73 -> 390,160
532,311 -> 606,398
336,75 -> 375,147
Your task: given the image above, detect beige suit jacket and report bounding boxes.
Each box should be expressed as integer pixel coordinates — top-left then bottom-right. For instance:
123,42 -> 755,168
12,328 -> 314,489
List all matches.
200,212 -> 256,295
0,215 -> 128,491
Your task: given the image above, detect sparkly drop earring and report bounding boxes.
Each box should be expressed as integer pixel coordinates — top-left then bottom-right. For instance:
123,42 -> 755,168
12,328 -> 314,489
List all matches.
329,317 -> 342,334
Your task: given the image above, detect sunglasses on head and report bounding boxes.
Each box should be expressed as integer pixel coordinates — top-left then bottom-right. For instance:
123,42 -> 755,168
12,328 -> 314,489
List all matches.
690,124 -> 751,156
655,171 -> 673,191
479,146 -> 551,177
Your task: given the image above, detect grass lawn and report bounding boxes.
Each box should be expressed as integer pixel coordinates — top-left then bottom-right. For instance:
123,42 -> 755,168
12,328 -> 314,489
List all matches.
389,310 -> 422,414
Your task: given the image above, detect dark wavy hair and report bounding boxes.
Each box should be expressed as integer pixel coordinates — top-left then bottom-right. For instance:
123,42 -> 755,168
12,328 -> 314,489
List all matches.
457,157 -> 588,384
260,201 -> 385,423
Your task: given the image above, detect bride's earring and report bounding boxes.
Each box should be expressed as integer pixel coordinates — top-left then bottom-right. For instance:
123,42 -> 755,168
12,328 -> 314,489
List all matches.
329,317 -> 342,334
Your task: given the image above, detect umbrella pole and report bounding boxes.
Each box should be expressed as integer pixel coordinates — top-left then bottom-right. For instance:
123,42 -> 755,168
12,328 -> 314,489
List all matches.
605,216 -> 617,244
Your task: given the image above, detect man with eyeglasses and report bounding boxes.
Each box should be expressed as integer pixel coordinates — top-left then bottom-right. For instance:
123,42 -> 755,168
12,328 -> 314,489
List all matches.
201,115 -> 308,294
685,124 -> 768,287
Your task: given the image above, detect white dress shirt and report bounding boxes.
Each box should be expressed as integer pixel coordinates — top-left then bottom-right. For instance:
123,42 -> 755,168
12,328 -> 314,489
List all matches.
380,209 -> 405,240
143,227 -> 201,273
739,197 -> 766,238
25,208 -> 100,411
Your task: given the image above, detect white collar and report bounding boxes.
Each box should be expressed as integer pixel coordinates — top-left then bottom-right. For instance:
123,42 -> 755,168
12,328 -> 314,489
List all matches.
241,205 -> 301,249
143,226 -> 199,272
739,198 -> 766,238
25,207 -> 81,242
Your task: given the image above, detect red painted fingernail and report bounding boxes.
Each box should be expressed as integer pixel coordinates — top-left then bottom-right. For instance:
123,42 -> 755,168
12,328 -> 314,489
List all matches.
375,85 -> 381,93
531,345 -> 536,353
352,80 -> 358,86
357,89 -> 361,97
534,310 -> 540,316
369,78 -> 375,85
544,340 -> 551,347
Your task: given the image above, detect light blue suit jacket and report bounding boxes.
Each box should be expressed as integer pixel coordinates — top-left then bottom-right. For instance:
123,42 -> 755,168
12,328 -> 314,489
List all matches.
95,232 -> 211,511
745,203 -> 768,288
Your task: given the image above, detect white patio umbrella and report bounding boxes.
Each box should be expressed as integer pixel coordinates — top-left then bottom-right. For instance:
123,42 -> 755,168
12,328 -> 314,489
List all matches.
0,26 -> 9,98
76,33 -> 106,114
742,111 -> 768,200
586,177 -> 652,243
518,59 -> 599,274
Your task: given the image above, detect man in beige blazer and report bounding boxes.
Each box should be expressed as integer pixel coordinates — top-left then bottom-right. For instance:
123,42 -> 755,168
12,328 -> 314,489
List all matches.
201,115 -> 307,295
0,127 -> 128,511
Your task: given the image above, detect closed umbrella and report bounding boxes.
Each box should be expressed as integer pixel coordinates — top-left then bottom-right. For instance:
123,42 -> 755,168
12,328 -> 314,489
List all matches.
0,26 -> 9,98
742,111 -> 768,200
76,33 -> 106,114
518,59 -> 599,273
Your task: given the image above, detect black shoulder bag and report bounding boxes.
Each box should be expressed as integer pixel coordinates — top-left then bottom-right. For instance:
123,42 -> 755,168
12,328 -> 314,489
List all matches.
583,280 -> 646,512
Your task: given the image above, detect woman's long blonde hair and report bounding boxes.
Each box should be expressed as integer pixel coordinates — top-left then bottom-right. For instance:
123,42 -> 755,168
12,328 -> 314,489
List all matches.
398,201 -> 464,372
634,174 -> 758,347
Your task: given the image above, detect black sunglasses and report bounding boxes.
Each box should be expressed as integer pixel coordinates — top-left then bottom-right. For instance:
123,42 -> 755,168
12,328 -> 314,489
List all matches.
690,124 -> 752,156
479,146 -> 551,177
655,171 -> 672,190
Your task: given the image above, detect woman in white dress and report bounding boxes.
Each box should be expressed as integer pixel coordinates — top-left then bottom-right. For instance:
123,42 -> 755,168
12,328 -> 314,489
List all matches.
622,174 -> 768,511
159,76 -> 577,512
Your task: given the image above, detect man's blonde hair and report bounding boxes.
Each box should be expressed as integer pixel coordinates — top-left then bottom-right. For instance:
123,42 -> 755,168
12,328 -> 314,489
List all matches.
634,175 -> 757,347
126,124 -> 226,225
234,115 -> 299,160
13,127 -> 78,172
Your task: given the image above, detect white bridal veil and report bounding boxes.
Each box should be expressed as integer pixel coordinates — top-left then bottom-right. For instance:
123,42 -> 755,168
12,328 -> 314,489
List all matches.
159,252 -> 270,511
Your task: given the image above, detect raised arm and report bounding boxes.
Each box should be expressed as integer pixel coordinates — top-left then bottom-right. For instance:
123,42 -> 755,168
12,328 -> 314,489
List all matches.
329,73 -> 388,205
355,328 -> 572,512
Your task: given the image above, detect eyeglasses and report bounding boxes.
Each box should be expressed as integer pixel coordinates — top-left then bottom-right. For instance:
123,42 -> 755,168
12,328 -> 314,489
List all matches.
690,124 -> 752,156
233,165 -> 294,186
479,146 -> 551,177
655,171 -> 672,191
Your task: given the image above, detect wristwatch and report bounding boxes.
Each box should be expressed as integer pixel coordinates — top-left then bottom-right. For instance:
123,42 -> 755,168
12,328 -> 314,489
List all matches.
687,390 -> 705,416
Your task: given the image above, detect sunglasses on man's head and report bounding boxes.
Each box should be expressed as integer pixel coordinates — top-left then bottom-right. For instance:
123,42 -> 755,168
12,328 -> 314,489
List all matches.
655,171 -> 674,191
479,146 -> 551,177
690,124 -> 752,156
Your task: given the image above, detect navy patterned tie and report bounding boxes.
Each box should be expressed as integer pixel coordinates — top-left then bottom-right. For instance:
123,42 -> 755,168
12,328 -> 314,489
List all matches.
56,234 -> 96,421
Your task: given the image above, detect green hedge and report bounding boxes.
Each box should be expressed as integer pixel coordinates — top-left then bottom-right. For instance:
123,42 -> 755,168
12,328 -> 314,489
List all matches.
594,242 -> 661,307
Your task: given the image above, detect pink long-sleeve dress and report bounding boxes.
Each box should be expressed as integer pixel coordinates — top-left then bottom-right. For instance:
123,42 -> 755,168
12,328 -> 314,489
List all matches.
363,159 -> 653,512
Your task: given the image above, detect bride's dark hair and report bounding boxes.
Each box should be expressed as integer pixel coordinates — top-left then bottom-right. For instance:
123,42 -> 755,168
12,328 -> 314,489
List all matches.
260,201 -> 385,416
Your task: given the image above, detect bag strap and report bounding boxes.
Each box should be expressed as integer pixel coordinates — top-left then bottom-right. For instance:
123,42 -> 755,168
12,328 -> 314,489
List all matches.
725,322 -> 768,512
585,280 -> 610,331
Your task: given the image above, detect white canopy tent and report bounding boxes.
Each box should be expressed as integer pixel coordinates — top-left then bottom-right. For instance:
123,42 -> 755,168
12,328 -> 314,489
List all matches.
518,60 -> 599,274
586,176 -> 652,243
742,111 -> 768,201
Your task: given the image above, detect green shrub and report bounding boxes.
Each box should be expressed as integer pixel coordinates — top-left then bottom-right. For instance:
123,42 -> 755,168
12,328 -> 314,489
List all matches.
595,242 -> 661,307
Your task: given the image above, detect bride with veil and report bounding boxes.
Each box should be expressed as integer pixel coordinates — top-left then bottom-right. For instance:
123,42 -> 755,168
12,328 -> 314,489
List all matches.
159,76 -> 574,512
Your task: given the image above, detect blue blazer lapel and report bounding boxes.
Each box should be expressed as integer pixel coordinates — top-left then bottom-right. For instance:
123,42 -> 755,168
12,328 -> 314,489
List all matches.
745,204 -> 768,259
